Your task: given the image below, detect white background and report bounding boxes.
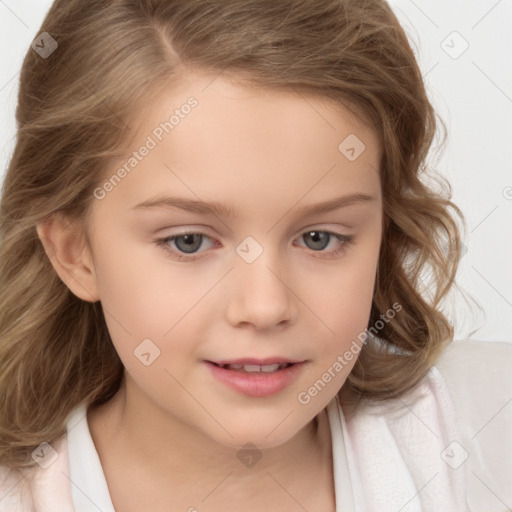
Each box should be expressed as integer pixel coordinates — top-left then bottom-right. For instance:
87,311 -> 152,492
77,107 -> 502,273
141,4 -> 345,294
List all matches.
1,0 -> 511,342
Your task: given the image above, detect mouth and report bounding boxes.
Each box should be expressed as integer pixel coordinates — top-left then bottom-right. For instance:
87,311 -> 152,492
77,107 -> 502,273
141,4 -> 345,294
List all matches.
206,358 -> 304,373
204,358 -> 307,397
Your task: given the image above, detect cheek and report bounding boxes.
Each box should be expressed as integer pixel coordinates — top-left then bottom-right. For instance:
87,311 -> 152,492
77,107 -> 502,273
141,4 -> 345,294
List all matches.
92,233 -> 201,329
317,251 -> 377,328
91,237 -> 214,377
310,248 -> 378,368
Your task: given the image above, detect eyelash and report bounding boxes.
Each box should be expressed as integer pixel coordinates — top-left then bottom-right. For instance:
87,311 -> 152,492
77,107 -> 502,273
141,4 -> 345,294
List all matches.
154,230 -> 354,262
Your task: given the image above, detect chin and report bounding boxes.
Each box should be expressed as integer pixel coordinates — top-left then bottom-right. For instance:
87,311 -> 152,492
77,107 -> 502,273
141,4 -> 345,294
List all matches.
203,415 -> 313,451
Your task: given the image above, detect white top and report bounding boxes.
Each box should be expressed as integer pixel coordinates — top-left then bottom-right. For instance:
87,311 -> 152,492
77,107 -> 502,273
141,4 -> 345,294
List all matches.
65,391 -> 355,511
1,338 -> 511,511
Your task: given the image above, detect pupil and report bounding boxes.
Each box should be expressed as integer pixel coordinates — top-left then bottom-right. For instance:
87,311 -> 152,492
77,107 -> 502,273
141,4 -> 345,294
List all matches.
306,231 -> 329,250
177,234 -> 202,253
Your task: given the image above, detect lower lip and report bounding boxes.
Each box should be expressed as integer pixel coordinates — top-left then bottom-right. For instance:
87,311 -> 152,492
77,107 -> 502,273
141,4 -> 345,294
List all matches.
204,361 -> 306,397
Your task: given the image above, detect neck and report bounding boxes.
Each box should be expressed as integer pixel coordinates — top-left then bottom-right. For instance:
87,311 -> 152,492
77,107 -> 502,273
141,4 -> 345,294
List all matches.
87,374 -> 334,506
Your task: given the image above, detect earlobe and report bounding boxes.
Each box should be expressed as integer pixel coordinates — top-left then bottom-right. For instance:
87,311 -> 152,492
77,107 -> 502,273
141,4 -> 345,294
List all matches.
36,213 -> 100,303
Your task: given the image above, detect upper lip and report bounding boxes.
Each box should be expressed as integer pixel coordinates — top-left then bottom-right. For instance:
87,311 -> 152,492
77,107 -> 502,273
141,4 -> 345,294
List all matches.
207,357 -> 305,366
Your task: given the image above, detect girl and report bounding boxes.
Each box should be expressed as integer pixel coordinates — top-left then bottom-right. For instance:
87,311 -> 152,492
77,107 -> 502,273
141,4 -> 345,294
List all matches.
1,1 -> 511,510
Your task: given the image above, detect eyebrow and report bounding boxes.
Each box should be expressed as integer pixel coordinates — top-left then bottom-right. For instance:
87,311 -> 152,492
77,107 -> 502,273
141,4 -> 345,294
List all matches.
131,192 -> 376,218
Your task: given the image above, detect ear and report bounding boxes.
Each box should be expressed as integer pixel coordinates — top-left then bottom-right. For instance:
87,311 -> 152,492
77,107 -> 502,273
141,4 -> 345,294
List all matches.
36,213 -> 100,303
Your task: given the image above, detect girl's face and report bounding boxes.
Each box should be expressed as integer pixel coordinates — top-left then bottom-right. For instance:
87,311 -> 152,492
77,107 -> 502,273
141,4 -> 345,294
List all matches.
84,72 -> 383,448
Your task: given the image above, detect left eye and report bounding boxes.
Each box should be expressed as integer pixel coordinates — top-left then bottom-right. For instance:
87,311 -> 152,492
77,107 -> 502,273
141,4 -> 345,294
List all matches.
298,230 -> 344,251
166,233 -> 208,254
155,230 -> 353,261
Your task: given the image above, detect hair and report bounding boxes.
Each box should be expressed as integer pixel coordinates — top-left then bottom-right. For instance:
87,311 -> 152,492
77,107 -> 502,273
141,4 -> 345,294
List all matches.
0,0 -> 467,470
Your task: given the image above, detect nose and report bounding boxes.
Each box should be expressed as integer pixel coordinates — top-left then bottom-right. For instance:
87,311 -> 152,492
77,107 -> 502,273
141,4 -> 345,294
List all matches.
224,246 -> 298,331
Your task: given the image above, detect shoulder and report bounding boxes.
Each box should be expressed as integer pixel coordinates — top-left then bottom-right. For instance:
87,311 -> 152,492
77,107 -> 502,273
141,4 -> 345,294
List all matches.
433,338 -> 512,510
0,464 -> 34,511
435,337 -> 512,381
433,338 -> 512,439
0,432 -> 71,512
339,338 -> 512,510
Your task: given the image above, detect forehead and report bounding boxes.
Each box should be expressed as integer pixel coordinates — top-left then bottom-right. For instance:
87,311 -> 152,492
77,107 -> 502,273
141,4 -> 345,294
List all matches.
102,72 -> 382,213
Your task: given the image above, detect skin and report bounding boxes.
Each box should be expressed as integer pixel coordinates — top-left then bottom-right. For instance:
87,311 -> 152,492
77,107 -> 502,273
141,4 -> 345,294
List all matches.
38,71 -> 383,511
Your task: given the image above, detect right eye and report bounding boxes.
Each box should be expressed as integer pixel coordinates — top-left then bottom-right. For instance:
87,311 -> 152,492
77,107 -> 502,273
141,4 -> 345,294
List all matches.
155,231 -> 217,261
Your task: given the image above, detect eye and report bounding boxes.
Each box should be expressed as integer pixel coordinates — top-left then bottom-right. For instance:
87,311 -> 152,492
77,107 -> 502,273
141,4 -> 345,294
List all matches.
154,229 -> 354,261
155,231 -> 216,261
295,230 -> 354,258
168,233 -> 203,253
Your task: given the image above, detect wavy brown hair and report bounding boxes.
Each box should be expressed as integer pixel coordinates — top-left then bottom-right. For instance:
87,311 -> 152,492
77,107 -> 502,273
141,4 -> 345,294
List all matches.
0,0 -> 467,469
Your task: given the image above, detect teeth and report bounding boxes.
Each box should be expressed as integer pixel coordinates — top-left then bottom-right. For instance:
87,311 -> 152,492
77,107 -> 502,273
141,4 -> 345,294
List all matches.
260,364 -> 281,372
244,364 -> 264,372
221,363 -> 289,372
226,363 -> 244,370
